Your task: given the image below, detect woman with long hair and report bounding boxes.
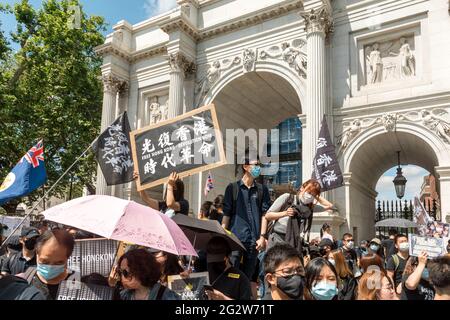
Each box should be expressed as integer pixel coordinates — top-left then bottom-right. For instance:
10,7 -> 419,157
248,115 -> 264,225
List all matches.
329,250 -> 357,300
150,250 -> 186,287
357,268 -> 397,300
303,257 -> 339,300
359,253 -> 385,274
265,179 -> 333,250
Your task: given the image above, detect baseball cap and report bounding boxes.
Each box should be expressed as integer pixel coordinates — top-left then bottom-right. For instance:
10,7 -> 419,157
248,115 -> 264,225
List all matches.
370,238 -> 381,246
21,227 -> 40,239
319,238 -> 334,249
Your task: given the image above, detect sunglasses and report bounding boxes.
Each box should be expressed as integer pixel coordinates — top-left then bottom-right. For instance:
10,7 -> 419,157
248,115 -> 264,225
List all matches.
117,268 -> 132,279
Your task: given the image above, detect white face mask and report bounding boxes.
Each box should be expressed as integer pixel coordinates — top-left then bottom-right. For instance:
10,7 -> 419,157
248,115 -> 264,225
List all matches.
399,242 -> 409,252
301,192 -> 314,205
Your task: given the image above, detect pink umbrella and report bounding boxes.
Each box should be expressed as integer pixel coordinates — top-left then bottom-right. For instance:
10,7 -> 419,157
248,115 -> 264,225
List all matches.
42,195 -> 197,256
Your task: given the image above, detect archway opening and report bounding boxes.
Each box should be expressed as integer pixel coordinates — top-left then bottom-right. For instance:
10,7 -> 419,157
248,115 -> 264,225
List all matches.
189,71 -> 302,214
345,131 -> 441,240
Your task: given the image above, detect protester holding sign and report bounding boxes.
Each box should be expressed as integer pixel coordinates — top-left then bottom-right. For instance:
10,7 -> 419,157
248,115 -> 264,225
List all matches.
118,249 -> 180,300
138,171 -> 189,217
401,252 -> 435,300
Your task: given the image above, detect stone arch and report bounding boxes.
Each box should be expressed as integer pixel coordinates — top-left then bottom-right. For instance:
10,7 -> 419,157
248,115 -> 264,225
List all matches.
335,121 -> 450,240
201,58 -> 307,112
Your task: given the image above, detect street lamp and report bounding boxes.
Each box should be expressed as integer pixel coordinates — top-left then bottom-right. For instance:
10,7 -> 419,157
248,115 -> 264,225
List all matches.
393,151 -> 407,199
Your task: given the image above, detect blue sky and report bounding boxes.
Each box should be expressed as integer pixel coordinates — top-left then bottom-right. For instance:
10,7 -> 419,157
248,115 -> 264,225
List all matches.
0,0 -> 178,49
375,165 -> 428,202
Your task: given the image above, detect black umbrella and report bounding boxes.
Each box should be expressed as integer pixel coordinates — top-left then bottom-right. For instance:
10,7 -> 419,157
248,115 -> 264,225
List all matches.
172,214 -> 246,252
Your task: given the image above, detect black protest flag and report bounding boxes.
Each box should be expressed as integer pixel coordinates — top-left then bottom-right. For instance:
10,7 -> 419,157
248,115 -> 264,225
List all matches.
311,115 -> 344,191
92,112 -> 134,185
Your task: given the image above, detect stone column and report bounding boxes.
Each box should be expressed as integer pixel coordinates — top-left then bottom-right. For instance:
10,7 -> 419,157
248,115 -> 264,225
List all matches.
435,166 -> 450,223
96,74 -> 120,195
168,53 -> 196,118
301,6 -> 333,178
112,81 -> 129,199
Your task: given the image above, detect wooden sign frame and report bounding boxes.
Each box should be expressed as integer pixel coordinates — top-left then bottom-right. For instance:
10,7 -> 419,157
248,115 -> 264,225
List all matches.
130,104 -> 227,191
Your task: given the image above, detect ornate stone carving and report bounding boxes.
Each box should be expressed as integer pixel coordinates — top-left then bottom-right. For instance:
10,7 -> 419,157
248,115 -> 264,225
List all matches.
243,48 -> 256,73
168,53 -> 196,77
381,113 -> 397,132
102,74 -> 122,93
364,35 -> 416,85
147,96 -> 169,125
299,6 -> 333,36
260,39 -> 307,78
337,119 -> 362,149
420,109 -> 450,144
194,56 -> 241,107
338,108 -> 450,149
118,81 -> 129,97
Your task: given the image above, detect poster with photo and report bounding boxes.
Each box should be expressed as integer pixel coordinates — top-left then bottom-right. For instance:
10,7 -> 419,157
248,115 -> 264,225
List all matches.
167,271 -> 209,300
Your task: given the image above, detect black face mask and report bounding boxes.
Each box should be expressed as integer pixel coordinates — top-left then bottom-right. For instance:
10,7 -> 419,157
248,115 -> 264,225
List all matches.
24,237 -> 37,250
276,274 -> 304,300
207,261 -> 227,284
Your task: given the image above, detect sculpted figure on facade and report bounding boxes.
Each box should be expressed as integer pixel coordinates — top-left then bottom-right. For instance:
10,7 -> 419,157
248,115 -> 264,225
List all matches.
421,110 -> 450,144
243,48 -> 256,73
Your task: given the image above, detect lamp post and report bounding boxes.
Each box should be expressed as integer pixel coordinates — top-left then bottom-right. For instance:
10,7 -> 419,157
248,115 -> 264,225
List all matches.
393,151 -> 407,199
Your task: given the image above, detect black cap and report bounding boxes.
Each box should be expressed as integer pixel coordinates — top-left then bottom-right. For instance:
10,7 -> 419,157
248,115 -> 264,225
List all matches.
5,235 -> 22,252
20,227 -> 40,239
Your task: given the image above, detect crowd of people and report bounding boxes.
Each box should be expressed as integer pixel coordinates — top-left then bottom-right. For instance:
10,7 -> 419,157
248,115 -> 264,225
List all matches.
0,153 -> 449,300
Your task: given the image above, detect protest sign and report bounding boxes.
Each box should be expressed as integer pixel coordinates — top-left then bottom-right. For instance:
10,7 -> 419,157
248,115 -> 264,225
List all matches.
168,271 -> 209,300
130,104 -> 226,191
408,233 -> 446,259
67,238 -> 119,277
57,281 -> 114,300
425,221 -> 450,238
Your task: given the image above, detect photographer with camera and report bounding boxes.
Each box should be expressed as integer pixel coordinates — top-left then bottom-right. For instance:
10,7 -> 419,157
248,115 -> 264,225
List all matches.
265,179 -> 333,257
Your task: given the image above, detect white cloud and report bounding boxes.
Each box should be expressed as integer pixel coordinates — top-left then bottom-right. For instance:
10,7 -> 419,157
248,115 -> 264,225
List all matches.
144,0 -> 178,18
376,165 -> 429,201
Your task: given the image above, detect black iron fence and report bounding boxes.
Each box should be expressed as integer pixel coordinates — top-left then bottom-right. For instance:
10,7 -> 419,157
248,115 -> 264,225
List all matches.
375,198 -> 439,237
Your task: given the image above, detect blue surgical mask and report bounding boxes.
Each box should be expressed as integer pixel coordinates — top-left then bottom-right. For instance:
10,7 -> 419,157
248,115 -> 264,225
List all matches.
370,244 -> 379,252
250,165 -> 261,178
421,268 -> 429,280
311,281 -> 337,300
37,263 -> 66,281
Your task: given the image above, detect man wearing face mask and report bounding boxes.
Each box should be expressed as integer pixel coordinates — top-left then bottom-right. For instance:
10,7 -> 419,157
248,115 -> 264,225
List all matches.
263,243 -> 305,300
339,233 -> 358,273
204,237 -> 251,300
26,228 -> 75,300
222,152 -> 271,297
1,227 -> 39,276
387,234 -> 409,295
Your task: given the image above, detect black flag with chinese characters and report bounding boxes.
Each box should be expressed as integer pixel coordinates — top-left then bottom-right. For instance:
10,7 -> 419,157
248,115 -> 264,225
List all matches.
92,112 -> 134,186
311,115 -> 344,191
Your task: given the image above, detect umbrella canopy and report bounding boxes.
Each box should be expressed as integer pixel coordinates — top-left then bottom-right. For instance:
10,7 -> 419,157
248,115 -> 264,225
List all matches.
375,218 -> 417,229
42,195 -> 197,256
172,214 -> 245,252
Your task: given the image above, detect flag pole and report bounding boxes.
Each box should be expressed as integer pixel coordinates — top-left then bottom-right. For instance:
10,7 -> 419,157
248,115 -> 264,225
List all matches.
0,138 -> 97,250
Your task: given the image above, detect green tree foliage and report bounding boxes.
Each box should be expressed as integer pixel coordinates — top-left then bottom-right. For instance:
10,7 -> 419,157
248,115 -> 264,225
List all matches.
0,0 -> 106,213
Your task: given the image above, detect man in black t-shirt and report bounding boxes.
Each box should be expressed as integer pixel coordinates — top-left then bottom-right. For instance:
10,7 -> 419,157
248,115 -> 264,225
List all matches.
340,233 -> 358,272
401,252 -> 435,300
1,228 -> 39,276
386,234 -> 409,294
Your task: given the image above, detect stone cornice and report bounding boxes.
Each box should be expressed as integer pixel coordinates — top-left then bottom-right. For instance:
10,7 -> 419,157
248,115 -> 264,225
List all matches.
160,16 -> 201,41
199,0 -> 304,41
95,42 -> 168,63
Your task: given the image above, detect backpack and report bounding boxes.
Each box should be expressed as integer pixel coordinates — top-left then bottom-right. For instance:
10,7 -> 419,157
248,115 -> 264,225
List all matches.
230,182 -> 264,217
